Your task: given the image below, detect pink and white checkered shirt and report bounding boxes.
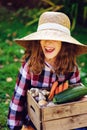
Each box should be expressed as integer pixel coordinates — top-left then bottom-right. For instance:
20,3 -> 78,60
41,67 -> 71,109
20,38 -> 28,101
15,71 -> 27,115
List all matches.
7,60 -> 81,130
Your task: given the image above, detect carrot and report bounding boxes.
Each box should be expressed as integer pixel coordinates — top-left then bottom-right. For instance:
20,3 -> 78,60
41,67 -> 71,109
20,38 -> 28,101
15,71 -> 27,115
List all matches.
55,81 -> 68,94
58,83 -> 63,93
55,86 -> 59,94
21,125 -> 34,130
48,81 -> 58,100
63,81 -> 68,91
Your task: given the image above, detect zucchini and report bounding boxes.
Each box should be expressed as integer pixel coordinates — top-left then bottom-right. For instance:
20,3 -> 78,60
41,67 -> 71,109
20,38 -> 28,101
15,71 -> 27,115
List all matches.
53,86 -> 87,104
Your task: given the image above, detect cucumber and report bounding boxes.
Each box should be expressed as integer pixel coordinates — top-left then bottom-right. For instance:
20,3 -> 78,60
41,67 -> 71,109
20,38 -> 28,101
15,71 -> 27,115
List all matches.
53,86 -> 87,104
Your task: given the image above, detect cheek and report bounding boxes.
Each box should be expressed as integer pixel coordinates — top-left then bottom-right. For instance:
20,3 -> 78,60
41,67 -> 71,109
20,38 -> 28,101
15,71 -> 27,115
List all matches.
55,45 -> 61,54
40,43 -> 46,53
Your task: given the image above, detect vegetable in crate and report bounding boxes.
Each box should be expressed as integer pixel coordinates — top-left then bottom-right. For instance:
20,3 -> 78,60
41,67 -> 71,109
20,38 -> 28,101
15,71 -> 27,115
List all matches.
48,81 -> 58,100
53,86 -> 87,104
48,81 -> 69,100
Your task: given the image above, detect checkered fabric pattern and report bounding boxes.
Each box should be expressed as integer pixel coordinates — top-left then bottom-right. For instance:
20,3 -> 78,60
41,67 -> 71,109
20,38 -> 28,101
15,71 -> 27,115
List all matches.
7,60 -> 81,130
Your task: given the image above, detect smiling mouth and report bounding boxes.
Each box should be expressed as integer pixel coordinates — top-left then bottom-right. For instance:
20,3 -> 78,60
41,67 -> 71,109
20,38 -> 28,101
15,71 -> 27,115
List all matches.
45,47 -> 55,53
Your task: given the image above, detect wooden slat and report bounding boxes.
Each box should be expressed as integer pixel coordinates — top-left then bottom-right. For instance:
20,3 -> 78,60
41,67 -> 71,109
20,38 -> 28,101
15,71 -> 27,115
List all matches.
28,105 -> 41,130
27,91 -> 41,120
42,100 -> 87,121
27,91 -> 41,130
42,113 -> 87,130
27,90 -> 87,130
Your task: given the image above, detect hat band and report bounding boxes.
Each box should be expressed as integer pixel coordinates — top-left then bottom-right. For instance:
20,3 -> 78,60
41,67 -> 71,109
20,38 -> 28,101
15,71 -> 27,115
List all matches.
37,23 -> 70,35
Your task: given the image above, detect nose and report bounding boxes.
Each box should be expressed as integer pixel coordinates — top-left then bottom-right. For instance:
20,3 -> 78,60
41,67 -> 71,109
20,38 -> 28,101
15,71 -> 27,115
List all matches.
45,40 -> 53,45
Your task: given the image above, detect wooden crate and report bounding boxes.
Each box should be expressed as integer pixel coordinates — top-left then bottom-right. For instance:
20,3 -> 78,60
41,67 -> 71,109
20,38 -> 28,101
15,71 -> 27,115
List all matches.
27,90 -> 87,130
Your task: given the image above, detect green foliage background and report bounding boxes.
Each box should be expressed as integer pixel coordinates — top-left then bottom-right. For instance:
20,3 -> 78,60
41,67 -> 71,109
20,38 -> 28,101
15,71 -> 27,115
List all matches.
0,5 -> 87,130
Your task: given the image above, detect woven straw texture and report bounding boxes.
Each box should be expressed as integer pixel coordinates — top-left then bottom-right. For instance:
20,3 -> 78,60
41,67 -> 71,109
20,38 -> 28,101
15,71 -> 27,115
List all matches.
15,11 -> 87,56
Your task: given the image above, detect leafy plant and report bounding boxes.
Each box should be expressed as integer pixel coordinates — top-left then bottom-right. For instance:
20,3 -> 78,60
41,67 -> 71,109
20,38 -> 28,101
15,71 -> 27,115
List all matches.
40,0 -> 87,30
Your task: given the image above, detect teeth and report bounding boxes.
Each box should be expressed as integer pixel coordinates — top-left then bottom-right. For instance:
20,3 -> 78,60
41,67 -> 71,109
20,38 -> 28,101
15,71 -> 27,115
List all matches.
45,47 -> 54,50
45,47 -> 54,52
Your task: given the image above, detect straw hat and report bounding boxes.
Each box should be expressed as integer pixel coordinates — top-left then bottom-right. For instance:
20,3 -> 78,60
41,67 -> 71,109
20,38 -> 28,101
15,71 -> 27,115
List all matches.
15,11 -> 87,56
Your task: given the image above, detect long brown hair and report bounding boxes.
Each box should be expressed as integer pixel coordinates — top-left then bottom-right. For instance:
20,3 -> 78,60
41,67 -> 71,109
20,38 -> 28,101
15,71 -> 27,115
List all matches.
55,42 -> 77,74
22,41 -> 78,74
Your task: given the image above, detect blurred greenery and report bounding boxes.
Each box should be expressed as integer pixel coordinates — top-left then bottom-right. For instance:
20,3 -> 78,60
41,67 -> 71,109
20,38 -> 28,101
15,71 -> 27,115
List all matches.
0,5 -> 87,130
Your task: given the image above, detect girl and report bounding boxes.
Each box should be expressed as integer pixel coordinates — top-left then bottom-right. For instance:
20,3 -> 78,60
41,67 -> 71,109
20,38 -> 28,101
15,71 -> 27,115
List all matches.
7,11 -> 87,130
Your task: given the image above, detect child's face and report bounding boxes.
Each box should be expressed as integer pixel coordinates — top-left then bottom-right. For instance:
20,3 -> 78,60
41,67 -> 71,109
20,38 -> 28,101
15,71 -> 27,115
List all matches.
40,40 -> 62,60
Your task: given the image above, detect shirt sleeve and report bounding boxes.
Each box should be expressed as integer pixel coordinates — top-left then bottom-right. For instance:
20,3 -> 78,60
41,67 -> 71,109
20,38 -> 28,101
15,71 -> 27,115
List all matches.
7,61 -> 31,130
69,66 -> 81,84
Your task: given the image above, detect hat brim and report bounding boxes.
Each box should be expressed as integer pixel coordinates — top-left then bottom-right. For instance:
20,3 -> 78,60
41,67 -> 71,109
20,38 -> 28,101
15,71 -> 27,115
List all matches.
15,30 -> 87,56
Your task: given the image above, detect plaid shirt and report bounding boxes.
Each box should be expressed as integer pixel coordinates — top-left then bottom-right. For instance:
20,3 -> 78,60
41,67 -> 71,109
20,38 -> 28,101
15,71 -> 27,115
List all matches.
7,60 -> 81,130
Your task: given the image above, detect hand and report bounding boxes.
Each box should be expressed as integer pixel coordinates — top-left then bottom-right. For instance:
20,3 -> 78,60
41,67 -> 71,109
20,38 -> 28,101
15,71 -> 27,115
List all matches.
21,125 -> 35,130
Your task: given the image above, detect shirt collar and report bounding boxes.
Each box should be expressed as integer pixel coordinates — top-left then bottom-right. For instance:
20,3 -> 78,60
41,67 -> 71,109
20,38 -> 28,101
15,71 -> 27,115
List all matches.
44,61 -> 55,72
